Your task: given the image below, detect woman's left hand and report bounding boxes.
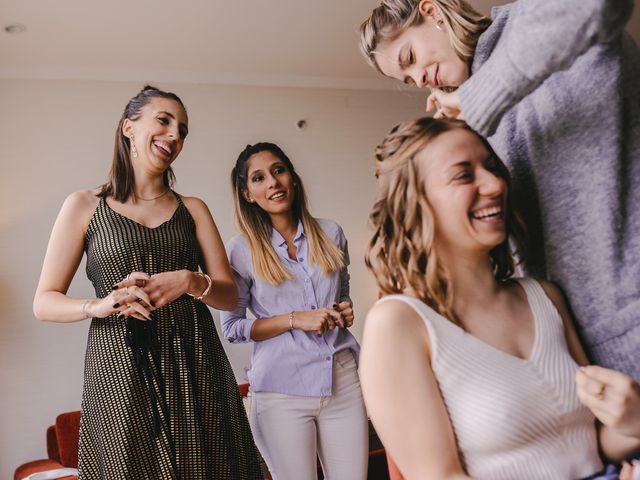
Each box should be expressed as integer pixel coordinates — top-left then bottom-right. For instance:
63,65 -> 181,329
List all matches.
115,270 -> 193,311
334,301 -> 354,328
576,365 -> 640,438
427,89 -> 463,120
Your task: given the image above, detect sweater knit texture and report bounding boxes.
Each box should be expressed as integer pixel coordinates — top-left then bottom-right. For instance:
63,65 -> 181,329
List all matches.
380,278 -> 602,480
459,0 -> 640,380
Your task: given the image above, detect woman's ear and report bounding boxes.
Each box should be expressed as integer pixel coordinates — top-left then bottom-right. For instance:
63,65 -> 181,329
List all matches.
242,188 -> 254,203
122,118 -> 133,139
418,0 -> 438,21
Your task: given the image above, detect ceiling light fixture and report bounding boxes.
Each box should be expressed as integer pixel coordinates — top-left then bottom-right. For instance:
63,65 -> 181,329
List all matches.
4,24 -> 27,34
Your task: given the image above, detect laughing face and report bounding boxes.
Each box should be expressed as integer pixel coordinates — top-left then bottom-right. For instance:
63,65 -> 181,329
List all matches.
243,150 -> 296,218
417,128 -> 508,255
374,2 -> 469,89
123,97 -> 189,173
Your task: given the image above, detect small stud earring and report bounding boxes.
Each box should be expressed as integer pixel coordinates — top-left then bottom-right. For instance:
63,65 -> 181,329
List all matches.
130,135 -> 138,158
435,18 -> 444,31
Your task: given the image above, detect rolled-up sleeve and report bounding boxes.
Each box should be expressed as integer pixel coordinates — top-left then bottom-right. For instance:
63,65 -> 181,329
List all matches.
220,268 -> 256,343
220,239 -> 256,343
336,225 -> 352,305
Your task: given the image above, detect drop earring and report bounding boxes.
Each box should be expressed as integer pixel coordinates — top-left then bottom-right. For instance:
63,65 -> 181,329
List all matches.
435,17 -> 444,31
130,135 -> 138,158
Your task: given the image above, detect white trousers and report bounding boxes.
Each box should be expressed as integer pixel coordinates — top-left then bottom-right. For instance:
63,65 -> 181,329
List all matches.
249,349 -> 369,480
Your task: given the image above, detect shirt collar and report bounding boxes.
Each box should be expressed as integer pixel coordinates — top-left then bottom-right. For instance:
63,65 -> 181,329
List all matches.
270,220 -> 305,248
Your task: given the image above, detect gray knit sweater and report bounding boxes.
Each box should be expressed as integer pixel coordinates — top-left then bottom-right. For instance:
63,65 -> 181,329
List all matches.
459,0 -> 640,380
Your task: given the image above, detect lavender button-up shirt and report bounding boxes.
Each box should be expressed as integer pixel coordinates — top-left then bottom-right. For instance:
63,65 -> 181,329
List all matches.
221,219 -> 360,396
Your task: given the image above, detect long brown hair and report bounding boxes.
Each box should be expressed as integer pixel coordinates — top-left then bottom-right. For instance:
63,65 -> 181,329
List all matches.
231,143 -> 345,285
359,0 -> 491,74
366,117 -> 526,325
98,85 -> 186,202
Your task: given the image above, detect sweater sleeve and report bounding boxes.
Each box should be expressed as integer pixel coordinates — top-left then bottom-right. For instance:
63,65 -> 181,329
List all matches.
460,0 -> 635,137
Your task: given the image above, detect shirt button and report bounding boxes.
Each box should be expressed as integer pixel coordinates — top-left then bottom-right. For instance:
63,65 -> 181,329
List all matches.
311,306 -> 316,310
325,356 -> 331,361
241,336 -> 246,341
298,257 -> 304,262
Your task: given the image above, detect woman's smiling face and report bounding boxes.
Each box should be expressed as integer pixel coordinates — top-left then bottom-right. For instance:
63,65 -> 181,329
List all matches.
374,2 -> 469,89
417,128 -> 508,256
123,97 -> 189,173
243,150 -> 296,218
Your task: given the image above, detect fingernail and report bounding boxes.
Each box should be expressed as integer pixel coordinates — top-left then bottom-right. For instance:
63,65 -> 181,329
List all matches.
332,303 -> 338,309
113,303 -> 120,308
116,313 -> 124,320
111,285 -> 118,290
150,301 -> 156,308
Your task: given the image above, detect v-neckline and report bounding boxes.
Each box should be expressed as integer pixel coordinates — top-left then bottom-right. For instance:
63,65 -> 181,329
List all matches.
439,279 -> 539,363
104,195 -> 182,230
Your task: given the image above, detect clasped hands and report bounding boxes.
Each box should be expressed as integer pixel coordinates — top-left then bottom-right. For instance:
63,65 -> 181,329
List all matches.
97,270 -> 194,321
293,301 -> 354,335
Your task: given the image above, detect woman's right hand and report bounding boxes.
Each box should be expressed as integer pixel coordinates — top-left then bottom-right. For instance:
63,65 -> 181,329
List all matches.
576,365 -> 640,439
292,308 -> 344,335
88,272 -> 155,321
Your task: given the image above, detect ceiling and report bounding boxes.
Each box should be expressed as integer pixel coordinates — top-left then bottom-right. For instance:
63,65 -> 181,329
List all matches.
1,0 -> 639,90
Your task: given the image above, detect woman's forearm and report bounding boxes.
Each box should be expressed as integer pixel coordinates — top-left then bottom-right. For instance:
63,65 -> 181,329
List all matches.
187,270 -> 238,311
250,314 -> 293,341
461,0 -> 634,136
33,290 -> 94,323
599,425 -> 640,462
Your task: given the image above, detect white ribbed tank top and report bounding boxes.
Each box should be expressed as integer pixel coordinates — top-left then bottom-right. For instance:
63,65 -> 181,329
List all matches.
379,278 -> 602,479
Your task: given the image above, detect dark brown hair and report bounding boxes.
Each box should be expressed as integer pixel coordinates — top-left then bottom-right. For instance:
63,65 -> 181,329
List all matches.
231,143 -> 344,284
98,85 -> 186,202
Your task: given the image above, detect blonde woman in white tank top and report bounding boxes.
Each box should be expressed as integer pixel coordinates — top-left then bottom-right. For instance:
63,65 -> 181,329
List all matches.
361,118 -> 640,480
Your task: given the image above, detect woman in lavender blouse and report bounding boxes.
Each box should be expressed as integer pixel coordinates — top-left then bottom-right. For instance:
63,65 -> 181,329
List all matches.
221,142 -> 369,480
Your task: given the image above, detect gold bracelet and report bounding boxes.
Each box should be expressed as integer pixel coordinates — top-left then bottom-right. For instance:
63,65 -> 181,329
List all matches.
187,272 -> 212,301
288,311 -> 295,330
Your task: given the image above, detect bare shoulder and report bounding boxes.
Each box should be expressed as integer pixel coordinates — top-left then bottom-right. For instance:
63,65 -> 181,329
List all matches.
536,278 -> 569,312
537,278 -> 564,301
62,189 -> 100,221
365,298 -> 430,346
180,195 -> 216,224
180,195 -> 211,217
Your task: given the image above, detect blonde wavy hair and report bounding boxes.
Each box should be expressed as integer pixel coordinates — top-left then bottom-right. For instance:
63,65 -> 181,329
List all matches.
359,0 -> 491,73
366,118 -> 526,325
231,143 -> 345,285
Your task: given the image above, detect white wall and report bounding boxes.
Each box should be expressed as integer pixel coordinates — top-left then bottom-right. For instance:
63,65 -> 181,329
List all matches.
0,78 -> 423,477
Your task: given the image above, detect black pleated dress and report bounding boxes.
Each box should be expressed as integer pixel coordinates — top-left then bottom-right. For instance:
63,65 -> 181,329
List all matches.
78,194 -> 262,479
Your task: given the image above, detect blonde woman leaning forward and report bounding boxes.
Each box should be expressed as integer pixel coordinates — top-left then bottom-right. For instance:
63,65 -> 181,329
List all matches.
221,142 -> 368,480
360,117 -> 640,480
33,86 -> 261,479
360,0 -> 640,384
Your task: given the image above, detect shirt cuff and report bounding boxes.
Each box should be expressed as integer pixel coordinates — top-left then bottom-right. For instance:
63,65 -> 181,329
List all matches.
227,317 -> 256,343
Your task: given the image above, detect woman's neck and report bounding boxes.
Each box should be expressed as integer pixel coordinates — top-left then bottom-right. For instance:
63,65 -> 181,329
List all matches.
270,212 -> 298,243
439,248 -> 502,318
131,164 -> 167,200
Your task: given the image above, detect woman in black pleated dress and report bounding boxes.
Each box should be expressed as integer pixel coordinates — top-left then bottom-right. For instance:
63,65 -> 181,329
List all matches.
34,85 -> 262,479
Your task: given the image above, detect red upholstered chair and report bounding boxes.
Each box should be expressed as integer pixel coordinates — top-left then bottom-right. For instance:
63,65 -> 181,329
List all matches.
15,387 -> 251,480
14,411 -> 80,480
